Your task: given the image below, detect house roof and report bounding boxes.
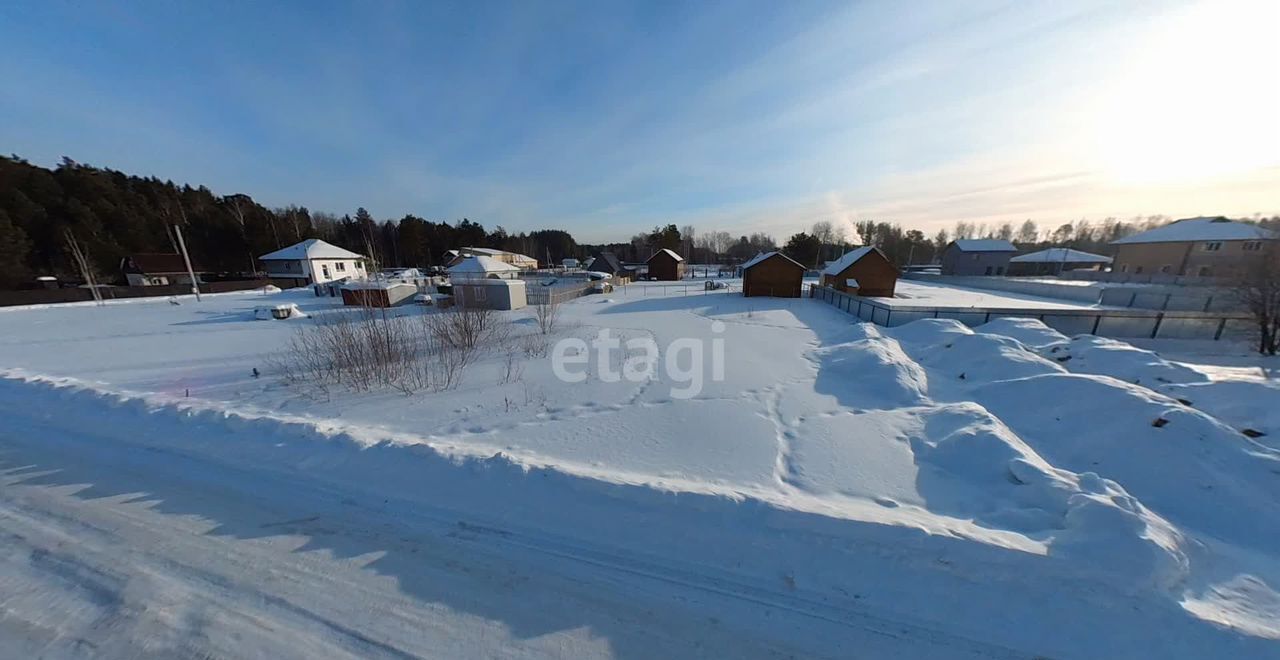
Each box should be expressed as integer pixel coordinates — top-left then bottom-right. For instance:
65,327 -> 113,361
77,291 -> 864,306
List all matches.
821,247 -> 877,276
458,247 -> 537,263
587,252 -> 627,272
742,251 -> 803,270
1110,217 -> 1278,245
123,253 -> 206,274
646,248 -> 684,263
950,239 -> 1017,252
260,239 -> 365,261
1010,248 -> 1113,264
446,255 -> 520,274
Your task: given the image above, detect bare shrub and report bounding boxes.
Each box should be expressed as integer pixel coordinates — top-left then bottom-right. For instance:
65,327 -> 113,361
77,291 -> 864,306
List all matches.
521,332 -> 550,358
271,306 -> 491,395
533,297 -> 561,335
428,305 -> 497,351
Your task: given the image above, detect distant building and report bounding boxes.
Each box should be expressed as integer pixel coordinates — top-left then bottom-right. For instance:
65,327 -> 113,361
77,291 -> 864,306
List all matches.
446,255 -> 520,280
645,249 -> 685,281
452,279 -> 527,310
1109,217 -> 1278,278
940,239 -> 1017,275
120,253 -> 208,286
339,281 -> 418,308
584,252 -> 631,276
259,239 -> 366,285
820,247 -> 898,296
448,247 -> 538,270
741,251 -> 805,297
561,258 -> 579,269
1008,248 -> 1112,276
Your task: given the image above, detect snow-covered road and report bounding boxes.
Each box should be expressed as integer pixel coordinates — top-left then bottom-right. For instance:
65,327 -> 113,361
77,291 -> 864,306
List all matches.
0,415 -> 1014,659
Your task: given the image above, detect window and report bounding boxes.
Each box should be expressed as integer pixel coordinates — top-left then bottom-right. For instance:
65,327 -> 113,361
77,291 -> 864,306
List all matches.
336,262 -> 346,272
1159,265 -> 1171,274
1135,266 -> 1144,274
1243,241 -> 1263,251
995,266 -> 1004,275
971,254 -> 979,260
321,264 -> 330,279
1198,266 -> 1212,277
1120,264 -> 1128,273
984,266 -> 993,275
1203,241 -> 1222,251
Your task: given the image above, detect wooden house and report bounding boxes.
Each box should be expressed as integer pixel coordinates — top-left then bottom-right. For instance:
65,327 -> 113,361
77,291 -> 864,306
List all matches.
741,251 -> 804,297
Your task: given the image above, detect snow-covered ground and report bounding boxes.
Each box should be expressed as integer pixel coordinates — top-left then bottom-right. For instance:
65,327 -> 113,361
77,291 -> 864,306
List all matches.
1,284 -> 1278,658
890,280 -> 1110,309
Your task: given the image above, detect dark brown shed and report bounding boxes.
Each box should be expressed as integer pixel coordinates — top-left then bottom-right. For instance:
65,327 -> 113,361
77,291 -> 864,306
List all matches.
820,247 -> 898,296
741,251 -> 804,297
645,249 -> 686,281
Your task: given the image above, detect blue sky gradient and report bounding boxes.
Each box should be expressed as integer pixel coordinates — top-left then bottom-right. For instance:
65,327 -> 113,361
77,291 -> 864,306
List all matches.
2,0 -> 1276,242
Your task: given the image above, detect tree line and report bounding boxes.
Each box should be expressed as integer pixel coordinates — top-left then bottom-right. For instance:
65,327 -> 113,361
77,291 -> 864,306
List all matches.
0,155 -> 588,289
2,154 -> 1274,290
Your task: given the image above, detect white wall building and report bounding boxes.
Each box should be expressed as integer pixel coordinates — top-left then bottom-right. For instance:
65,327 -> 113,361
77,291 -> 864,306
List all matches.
259,239 -> 367,284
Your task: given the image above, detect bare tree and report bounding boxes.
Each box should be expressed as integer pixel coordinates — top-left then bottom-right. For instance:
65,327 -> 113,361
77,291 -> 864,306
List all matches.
1016,220 -> 1039,244
64,229 -> 103,305
1231,244 -> 1280,355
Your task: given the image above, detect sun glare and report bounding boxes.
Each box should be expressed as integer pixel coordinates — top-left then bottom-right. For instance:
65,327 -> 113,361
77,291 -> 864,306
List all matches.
1094,0 -> 1280,185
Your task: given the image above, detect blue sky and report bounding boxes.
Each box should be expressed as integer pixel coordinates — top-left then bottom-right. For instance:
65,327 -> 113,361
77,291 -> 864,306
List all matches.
2,0 -> 1276,242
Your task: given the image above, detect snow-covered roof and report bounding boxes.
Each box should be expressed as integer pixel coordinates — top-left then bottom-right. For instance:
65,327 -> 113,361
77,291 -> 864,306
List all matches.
1010,248 -> 1113,264
1110,217 -> 1278,245
950,239 -> 1017,252
741,251 -> 803,270
647,248 -> 684,263
446,255 -> 519,274
458,247 -> 537,263
259,239 -> 364,261
821,247 -> 875,276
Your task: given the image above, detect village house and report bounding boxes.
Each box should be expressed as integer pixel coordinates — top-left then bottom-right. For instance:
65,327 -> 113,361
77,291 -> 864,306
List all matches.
741,251 -> 805,297
645,249 -> 685,281
448,247 -> 538,270
259,239 -> 366,285
820,247 -> 898,296
584,252 -> 633,278
120,253 -> 208,287
446,255 -> 520,280
939,239 -> 1018,275
1110,217 -> 1278,278
1007,248 -> 1112,276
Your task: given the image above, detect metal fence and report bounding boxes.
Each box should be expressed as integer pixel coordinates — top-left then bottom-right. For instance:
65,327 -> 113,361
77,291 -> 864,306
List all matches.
811,285 -> 1252,341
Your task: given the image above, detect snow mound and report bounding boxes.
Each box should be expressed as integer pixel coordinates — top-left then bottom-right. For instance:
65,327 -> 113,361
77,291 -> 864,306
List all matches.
1161,380 -> 1280,447
885,318 -> 973,347
977,317 -> 1069,349
259,284 -> 282,293
972,373 -> 1280,550
916,333 -> 1065,384
812,336 -> 928,409
908,403 -> 1187,587
1046,336 -> 1208,385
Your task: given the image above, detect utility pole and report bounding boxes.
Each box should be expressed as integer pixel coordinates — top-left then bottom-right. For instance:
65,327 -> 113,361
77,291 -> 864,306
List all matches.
173,225 -> 202,301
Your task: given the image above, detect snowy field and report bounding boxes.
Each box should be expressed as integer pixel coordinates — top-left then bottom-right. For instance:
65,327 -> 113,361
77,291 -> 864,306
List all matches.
889,280 -> 1111,309
1,283 -> 1278,659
